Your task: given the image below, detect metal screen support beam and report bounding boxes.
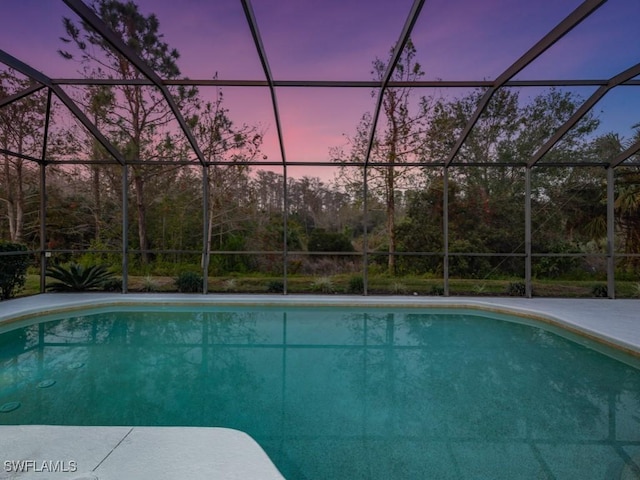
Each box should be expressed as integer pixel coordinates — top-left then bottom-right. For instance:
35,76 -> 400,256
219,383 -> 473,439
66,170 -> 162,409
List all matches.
39,89 -> 52,293
525,167 -> 532,298
358,0 -> 424,295
363,0 -> 425,170
610,138 -> 640,168
122,165 -> 128,293
0,83 -> 45,108
607,167 -> 615,298
363,168 -> 369,295
283,167 -> 289,295
241,0 -> 289,294
202,165 -> 209,294
48,77 -> 640,89
0,149 -> 41,164
0,49 -> 125,166
528,62 -> 640,167
63,0 -> 207,167
39,163 -> 47,293
443,167 -> 449,296
444,0 -> 606,167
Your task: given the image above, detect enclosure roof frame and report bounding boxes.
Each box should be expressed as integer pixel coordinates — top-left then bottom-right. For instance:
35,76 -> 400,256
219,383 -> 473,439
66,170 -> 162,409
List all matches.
444,0 -> 607,168
0,0 -> 637,170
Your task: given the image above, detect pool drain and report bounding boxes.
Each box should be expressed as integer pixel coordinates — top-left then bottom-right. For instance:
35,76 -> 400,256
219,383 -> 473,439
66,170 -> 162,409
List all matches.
0,401 -> 20,413
37,379 -> 56,388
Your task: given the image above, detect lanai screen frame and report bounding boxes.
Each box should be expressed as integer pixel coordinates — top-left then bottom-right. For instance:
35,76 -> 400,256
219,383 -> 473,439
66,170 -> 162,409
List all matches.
1,0 -> 640,298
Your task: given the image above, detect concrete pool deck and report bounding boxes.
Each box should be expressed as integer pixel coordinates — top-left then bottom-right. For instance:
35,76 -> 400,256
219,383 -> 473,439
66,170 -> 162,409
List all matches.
1,293 -> 640,479
0,426 -> 285,479
2,293 -> 640,356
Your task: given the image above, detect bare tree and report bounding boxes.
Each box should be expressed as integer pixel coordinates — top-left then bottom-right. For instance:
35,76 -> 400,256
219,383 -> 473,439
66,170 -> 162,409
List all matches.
333,40 -> 433,274
194,88 -> 263,256
59,0 -> 199,263
0,70 -> 46,243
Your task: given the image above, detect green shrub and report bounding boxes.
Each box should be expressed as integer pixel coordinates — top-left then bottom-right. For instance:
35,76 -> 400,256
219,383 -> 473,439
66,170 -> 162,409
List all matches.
448,239 -> 491,278
473,283 -> 487,294
392,281 -> 408,294
347,275 -> 364,294
175,271 -> 203,293
0,242 -> 30,300
430,285 -> 444,296
308,229 -> 354,253
266,280 -> 284,293
506,282 -> 526,296
46,263 -> 115,292
77,238 -> 120,269
591,284 -> 608,298
102,278 -> 122,292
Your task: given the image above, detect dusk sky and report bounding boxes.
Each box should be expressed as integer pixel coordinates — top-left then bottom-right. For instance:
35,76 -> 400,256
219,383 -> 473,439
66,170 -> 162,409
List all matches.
1,0 -> 639,177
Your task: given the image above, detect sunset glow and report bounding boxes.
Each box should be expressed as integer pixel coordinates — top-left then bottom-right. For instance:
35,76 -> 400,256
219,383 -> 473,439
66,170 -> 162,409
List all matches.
1,0 -> 639,175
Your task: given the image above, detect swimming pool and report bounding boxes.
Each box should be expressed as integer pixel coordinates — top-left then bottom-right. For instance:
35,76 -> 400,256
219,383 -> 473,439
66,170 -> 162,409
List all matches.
1,303 -> 639,479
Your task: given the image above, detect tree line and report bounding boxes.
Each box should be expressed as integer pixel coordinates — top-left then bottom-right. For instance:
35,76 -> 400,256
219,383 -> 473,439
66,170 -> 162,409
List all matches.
1,0 -> 639,282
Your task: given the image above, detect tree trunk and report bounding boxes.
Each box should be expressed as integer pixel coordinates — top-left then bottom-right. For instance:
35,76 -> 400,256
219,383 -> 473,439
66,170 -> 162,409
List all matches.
2,155 -> 25,243
2,155 -> 16,242
15,173 -> 24,243
133,170 -> 149,264
91,109 -> 102,241
386,98 -> 398,276
6,200 -> 17,242
93,166 -> 101,240
206,169 -> 215,262
387,164 -> 396,275
14,135 -> 25,243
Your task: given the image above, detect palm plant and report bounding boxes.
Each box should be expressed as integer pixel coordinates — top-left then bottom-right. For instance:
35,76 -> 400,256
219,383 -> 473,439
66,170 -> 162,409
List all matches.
46,263 -> 115,292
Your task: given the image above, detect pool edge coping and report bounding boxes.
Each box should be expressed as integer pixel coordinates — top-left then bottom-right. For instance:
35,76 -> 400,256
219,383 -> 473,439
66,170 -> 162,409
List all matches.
1,293 -> 639,359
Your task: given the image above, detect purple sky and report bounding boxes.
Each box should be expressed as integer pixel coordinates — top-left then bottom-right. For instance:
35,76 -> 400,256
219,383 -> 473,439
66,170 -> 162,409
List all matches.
1,0 -> 639,177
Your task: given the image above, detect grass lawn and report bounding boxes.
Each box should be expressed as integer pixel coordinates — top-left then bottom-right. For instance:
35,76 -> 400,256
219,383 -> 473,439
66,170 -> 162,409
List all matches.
12,273 -> 638,298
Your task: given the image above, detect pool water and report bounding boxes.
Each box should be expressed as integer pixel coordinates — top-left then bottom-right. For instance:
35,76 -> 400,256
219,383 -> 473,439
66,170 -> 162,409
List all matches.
1,306 -> 639,479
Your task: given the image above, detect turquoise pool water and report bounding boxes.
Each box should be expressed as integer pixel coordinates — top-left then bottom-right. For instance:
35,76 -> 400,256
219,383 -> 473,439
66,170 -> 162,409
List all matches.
1,306 -> 639,479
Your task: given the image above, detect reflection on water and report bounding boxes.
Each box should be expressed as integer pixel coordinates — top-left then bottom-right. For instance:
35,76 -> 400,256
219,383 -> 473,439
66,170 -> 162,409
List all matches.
1,307 -> 639,480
